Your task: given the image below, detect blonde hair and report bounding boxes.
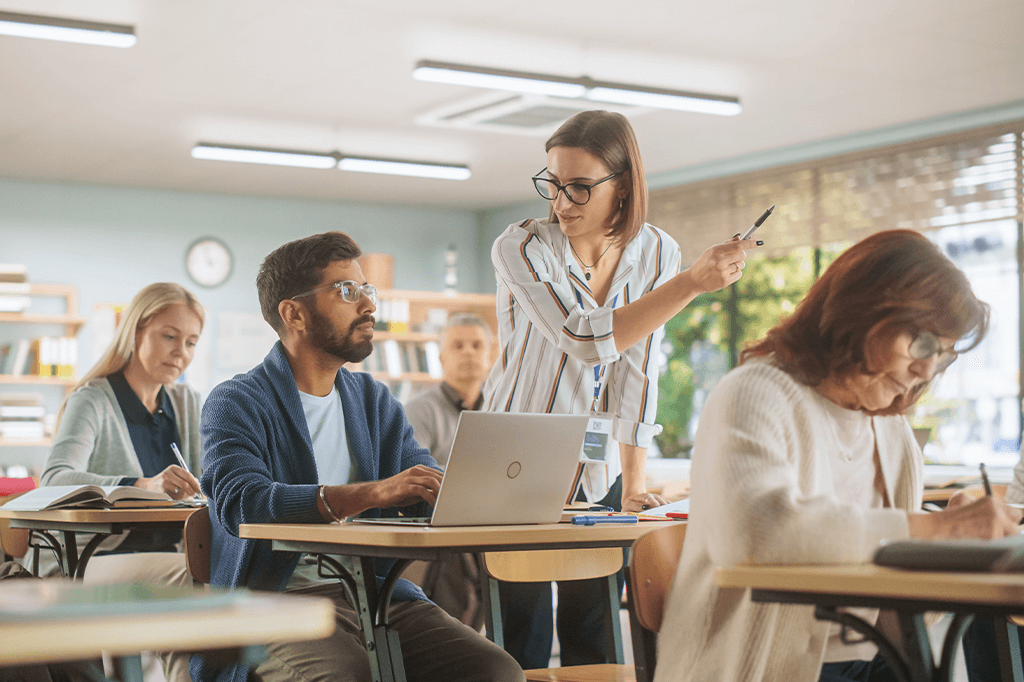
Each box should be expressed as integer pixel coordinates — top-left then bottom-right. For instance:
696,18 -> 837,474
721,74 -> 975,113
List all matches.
56,283 -> 205,426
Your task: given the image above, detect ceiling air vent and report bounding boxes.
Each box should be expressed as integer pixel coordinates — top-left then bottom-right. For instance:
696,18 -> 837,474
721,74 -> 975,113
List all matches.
416,91 -> 647,137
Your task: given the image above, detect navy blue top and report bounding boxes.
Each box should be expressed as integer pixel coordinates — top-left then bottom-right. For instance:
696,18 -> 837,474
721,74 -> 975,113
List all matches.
107,370 -> 182,553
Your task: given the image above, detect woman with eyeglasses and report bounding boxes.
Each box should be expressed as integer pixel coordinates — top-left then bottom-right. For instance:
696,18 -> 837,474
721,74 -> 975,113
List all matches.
655,230 -> 1018,682
482,109 -> 761,669
40,282 -> 204,682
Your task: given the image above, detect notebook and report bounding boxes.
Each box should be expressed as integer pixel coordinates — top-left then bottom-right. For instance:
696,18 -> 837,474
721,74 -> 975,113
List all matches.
352,412 -> 590,527
873,534 -> 1024,572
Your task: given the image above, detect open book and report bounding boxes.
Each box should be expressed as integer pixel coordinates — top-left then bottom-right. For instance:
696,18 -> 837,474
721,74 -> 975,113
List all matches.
1,484 -> 173,511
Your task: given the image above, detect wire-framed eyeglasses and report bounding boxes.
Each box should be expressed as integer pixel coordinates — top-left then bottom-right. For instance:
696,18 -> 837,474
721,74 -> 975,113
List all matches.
532,167 -> 621,206
291,280 -> 378,306
908,331 -> 958,373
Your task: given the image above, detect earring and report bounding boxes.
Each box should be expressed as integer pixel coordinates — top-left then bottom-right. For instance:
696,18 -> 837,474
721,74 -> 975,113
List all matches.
619,198 -> 624,210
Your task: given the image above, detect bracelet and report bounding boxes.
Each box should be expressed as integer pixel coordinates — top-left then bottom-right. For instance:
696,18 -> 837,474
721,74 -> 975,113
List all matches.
319,485 -> 342,523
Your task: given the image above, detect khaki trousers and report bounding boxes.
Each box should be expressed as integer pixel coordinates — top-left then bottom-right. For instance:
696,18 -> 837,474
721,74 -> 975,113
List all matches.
255,582 -> 524,682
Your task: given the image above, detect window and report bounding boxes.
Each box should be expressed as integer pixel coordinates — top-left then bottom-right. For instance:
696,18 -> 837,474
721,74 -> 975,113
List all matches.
651,126 -> 1024,464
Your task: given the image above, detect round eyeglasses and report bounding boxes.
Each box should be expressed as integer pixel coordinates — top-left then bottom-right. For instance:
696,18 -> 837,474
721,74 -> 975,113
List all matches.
291,280 -> 378,306
908,331 -> 958,373
532,167 -> 621,206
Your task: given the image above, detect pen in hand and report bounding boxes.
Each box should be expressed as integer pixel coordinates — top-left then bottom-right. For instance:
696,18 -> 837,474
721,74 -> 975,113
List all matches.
741,205 -> 775,240
170,442 -> 204,501
980,462 -> 993,497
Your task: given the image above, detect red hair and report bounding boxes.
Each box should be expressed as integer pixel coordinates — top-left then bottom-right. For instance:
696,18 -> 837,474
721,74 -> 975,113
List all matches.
741,230 -> 989,416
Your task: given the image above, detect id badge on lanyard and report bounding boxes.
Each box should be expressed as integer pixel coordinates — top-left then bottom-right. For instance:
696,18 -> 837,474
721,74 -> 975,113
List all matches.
572,287 -> 615,463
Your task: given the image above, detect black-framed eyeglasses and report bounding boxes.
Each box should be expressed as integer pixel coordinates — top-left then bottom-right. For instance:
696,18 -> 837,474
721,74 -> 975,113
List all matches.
291,280 -> 378,306
908,331 -> 959,373
532,167 -> 621,206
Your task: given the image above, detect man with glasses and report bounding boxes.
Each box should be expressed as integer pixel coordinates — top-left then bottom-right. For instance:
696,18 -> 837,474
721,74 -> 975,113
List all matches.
194,232 -> 523,682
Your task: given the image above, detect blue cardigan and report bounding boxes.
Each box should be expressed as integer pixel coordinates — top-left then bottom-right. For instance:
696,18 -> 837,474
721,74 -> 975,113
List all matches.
193,341 -> 437,682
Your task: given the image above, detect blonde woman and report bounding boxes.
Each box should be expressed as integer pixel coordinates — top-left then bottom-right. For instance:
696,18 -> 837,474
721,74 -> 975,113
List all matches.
41,282 -> 204,682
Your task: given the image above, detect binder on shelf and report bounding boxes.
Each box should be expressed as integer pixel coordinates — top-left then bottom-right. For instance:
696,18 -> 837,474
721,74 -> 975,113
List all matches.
382,339 -> 403,378
9,339 -> 31,376
423,341 -> 442,379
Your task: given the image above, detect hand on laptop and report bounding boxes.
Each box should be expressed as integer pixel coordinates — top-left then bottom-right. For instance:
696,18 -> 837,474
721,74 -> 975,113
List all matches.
373,465 -> 445,508
908,496 -> 1019,540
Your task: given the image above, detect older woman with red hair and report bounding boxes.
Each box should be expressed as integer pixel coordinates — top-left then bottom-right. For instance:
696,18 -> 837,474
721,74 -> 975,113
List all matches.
655,230 -> 1019,682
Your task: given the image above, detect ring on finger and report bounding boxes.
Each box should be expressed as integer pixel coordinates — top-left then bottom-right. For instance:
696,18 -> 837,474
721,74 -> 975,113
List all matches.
174,486 -> 180,495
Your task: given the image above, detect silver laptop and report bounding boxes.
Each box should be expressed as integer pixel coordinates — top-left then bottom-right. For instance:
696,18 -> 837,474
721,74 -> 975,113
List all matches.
353,412 -> 590,527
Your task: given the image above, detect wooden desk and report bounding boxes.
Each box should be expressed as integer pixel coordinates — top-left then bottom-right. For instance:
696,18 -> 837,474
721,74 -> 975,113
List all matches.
0,579 -> 334,682
240,521 -> 666,682
717,563 -> 1024,682
0,506 -> 198,578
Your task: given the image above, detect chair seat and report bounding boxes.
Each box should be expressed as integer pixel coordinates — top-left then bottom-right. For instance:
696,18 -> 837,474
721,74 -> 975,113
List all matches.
523,664 -> 635,682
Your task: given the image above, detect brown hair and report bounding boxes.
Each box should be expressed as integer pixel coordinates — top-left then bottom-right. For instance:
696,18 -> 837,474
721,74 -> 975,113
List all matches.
257,231 -> 362,333
741,229 -> 989,416
545,110 -> 647,246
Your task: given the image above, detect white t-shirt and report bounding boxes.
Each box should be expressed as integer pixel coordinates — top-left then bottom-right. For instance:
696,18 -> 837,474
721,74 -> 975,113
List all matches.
288,386 -> 357,590
812,391 -> 884,663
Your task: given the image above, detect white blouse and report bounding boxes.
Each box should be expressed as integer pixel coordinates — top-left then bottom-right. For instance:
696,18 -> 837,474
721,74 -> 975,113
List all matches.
482,217 -> 681,448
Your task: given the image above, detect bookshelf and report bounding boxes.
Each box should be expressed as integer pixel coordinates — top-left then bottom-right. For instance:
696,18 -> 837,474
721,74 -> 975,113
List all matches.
352,289 -> 497,394
0,283 -> 84,448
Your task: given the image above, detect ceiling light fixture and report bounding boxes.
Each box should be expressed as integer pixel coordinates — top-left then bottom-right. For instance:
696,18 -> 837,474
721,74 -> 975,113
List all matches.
191,142 -> 471,180
338,156 -> 472,181
0,10 -> 136,48
191,143 -> 338,169
413,59 -> 741,116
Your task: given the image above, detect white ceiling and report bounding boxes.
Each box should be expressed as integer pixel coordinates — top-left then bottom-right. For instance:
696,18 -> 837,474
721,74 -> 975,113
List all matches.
1,0 -> 1023,210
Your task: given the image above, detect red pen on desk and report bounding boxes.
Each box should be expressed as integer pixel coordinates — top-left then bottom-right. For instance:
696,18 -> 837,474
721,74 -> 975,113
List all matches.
665,512 -> 688,519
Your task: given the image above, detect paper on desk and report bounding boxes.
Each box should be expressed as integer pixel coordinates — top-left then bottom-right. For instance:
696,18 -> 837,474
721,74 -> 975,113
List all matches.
643,498 -> 690,518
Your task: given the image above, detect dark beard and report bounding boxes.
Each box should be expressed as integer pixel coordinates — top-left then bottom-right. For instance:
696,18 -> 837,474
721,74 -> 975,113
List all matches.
308,306 -> 374,364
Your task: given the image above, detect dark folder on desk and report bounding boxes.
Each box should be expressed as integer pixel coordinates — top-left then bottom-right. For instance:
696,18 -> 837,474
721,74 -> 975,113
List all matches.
874,535 -> 1024,572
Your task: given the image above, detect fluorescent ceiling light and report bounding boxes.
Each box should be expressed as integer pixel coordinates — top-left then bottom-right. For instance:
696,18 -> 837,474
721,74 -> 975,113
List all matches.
412,59 -> 741,116
0,10 -> 136,48
191,142 -> 471,180
191,143 -> 337,169
414,60 -> 586,99
586,85 -> 742,116
338,157 -> 472,181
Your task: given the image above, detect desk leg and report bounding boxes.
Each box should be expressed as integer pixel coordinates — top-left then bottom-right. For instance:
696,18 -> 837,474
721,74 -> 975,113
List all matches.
994,619 -> 1024,682
351,555 -> 407,682
896,612 -> 933,682
483,575 -> 504,648
62,531 -> 78,578
938,613 -> 974,682
600,573 -> 624,664
76,533 -> 110,580
812,606 -> 915,682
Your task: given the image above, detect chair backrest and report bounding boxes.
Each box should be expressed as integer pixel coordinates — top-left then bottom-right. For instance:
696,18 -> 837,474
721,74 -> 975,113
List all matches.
0,492 -> 31,560
184,505 -> 211,584
483,548 -> 624,583
629,522 -> 686,633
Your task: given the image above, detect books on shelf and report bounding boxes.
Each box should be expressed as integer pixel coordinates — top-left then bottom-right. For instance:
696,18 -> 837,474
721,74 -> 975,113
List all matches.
0,337 -> 77,377
0,394 -> 47,441
0,264 -> 27,284
2,484 -> 174,511
0,296 -> 31,313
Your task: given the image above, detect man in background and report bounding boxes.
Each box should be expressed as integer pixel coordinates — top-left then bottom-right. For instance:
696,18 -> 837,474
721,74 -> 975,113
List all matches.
405,312 -> 493,628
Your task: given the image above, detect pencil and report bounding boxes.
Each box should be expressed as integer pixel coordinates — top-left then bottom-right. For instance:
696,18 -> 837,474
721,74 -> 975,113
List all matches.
980,462 -> 993,497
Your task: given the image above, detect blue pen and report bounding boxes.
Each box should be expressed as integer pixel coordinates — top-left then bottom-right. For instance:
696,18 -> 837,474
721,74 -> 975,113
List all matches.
571,515 -> 639,526
587,505 -> 614,512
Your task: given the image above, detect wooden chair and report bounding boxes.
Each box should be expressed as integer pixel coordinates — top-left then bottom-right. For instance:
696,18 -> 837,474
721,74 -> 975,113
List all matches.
486,522 -> 686,682
0,492 -> 31,564
184,505 -> 211,585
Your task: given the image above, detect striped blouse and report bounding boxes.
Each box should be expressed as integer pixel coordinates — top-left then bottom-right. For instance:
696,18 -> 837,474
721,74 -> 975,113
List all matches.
482,217 -> 681,448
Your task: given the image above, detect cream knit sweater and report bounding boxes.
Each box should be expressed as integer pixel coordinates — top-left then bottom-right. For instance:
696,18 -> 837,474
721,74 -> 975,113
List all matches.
654,359 -> 922,682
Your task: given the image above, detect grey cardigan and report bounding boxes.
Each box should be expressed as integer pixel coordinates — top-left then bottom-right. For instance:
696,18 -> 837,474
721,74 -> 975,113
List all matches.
42,378 -> 202,486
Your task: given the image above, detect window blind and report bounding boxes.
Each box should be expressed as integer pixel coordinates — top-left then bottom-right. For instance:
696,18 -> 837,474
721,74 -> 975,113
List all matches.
648,123 -> 1024,265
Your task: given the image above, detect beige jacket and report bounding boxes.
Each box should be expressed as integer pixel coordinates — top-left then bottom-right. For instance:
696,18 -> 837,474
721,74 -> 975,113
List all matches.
654,360 -> 922,682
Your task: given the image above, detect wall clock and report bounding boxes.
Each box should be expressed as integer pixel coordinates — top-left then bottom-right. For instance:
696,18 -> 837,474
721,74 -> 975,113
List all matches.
185,237 -> 233,288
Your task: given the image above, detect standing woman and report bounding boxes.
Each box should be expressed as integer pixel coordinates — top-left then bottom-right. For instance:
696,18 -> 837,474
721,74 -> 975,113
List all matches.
483,110 -> 760,668
41,282 -> 204,682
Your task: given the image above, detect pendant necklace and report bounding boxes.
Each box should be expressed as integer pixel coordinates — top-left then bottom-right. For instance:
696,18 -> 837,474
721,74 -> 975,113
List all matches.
569,238 -> 614,281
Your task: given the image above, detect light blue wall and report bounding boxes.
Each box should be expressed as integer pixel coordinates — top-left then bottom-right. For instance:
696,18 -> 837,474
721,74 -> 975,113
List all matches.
473,198 -> 550,292
0,177 -> 481,469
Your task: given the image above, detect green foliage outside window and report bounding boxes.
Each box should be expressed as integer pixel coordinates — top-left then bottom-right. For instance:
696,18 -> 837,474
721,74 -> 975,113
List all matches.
655,246 -> 844,457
